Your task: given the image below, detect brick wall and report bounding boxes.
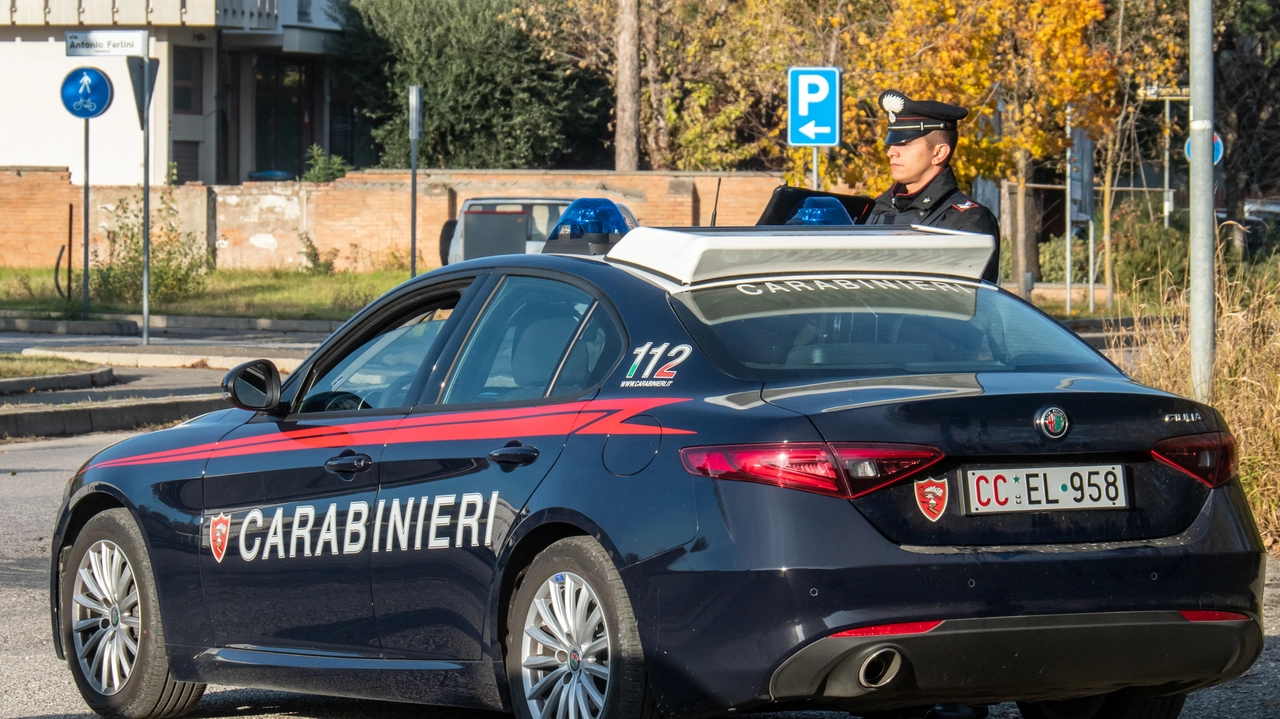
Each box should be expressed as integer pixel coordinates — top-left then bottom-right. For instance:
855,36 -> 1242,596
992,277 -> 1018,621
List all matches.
0,167 -> 783,271
0,167 -> 82,271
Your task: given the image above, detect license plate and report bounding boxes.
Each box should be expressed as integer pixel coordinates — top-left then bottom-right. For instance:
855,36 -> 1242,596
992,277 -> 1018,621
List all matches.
964,465 -> 1128,514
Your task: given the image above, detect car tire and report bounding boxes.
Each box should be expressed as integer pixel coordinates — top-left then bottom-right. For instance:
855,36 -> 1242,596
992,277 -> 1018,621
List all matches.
61,508 -> 206,719
1018,691 -> 1186,719
505,536 -> 657,719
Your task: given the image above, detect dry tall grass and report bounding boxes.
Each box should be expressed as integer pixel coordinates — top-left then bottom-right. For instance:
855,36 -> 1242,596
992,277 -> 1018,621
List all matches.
1112,266 -> 1280,550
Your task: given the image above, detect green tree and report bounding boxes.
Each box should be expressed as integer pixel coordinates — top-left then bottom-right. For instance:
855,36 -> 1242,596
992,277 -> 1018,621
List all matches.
330,0 -> 609,169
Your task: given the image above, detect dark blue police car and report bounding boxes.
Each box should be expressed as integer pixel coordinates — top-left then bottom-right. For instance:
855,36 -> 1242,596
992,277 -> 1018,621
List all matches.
50,195 -> 1265,719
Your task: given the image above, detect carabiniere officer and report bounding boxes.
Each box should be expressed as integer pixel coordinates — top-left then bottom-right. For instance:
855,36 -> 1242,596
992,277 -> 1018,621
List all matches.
866,90 -> 1001,282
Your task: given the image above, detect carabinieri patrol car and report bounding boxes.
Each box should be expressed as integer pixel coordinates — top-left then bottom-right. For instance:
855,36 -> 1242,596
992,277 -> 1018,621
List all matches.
50,192 -> 1265,719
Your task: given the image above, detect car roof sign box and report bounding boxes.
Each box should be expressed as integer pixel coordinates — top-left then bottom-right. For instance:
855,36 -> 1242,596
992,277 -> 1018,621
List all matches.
605,226 -> 995,285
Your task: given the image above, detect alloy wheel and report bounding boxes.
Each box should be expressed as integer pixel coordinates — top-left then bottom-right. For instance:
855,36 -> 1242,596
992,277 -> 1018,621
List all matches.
520,571 -> 611,719
71,539 -> 141,695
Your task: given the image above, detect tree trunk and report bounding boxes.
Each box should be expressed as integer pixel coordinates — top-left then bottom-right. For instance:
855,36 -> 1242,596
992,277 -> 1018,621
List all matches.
641,9 -> 670,170
614,0 -> 640,171
1015,149 -> 1030,299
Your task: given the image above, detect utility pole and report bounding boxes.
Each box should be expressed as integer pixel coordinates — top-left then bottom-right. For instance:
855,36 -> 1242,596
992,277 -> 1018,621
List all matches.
1188,0 -> 1215,403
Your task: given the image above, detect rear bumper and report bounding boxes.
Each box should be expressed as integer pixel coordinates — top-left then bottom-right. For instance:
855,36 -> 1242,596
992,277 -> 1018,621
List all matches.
770,610 -> 1263,712
626,478 -> 1266,718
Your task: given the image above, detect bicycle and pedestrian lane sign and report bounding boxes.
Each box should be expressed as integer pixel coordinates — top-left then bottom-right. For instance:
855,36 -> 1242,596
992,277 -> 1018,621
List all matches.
787,67 -> 841,147
61,67 -> 113,120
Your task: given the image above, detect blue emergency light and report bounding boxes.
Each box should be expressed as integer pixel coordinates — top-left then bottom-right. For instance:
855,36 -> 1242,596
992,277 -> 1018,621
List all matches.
543,198 -> 634,256
785,196 -> 855,226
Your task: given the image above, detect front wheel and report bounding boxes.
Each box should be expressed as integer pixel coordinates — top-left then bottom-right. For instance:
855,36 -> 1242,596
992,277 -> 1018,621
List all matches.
505,537 -> 655,719
61,508 -> 205,719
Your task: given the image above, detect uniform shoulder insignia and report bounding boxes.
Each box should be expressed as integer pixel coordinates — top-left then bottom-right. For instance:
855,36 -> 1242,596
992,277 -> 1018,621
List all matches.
952,200 -> 979,212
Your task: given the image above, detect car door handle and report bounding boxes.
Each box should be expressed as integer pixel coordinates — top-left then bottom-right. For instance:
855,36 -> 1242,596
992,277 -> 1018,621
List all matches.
489,441 -> 539,466
325,451 -> 374,476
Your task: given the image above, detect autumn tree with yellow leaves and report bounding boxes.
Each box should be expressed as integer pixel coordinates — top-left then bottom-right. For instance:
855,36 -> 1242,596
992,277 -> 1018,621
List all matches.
837,0 -> 1116,292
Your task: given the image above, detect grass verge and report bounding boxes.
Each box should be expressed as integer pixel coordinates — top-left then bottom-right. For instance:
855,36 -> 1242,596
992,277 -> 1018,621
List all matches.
0,267 -> 416,320
0,353 -> 97,379
1113,266 -> 1280,551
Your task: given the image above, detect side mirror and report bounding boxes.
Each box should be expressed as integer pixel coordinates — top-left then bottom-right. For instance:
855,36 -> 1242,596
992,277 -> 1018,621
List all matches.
221,359 -> 282,411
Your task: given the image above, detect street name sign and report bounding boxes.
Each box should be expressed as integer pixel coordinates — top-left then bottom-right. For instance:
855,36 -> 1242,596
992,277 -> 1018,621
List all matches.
65,30 -> 147,57
787,67 -> 841,147
61,68 -> 113,120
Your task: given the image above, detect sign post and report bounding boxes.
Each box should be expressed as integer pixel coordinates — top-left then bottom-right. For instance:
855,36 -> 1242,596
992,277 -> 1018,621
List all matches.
787,67 -> 841,190
409,85 -> 422,278
60,67 -> 113,314
127,53 -> 158,344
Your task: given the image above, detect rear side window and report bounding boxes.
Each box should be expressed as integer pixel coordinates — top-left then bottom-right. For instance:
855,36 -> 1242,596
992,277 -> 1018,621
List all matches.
442,276 -> 597,404
671,276 -> 1117,381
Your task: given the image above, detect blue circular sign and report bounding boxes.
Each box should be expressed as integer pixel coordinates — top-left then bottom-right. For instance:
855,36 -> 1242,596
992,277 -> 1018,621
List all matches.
1184,133 -> 1224,166
61,67 -> 113,120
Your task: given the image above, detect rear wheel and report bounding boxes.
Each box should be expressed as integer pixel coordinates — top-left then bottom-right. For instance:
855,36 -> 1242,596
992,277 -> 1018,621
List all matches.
1018,691 -> 1186,719
505,536 -> 655,719
61,508 -> 205,719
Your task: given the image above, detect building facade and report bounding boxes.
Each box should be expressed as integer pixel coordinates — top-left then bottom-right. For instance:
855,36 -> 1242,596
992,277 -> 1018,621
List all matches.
0,0 -> 344,187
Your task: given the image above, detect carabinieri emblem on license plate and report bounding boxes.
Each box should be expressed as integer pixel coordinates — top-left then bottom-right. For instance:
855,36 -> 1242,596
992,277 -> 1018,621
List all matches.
914,478 -> 948,522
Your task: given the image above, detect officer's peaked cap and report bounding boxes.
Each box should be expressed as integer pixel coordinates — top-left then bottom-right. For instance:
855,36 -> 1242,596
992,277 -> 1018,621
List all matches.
878,90 -> 968,146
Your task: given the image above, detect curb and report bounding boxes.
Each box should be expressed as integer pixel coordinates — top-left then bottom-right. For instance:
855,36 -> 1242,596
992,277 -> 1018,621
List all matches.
20,348 -> 302,374
0,318 -> 138,335
0,366 -> 114,395
0,393 -> 229,439
0,310 -> 343,335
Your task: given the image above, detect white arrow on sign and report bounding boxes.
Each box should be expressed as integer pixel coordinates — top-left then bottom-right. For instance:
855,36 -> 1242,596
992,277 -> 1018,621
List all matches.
798,120 -> 831,140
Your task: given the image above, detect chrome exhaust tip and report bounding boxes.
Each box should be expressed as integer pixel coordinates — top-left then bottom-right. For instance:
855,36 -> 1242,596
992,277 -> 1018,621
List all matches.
857,647 -> 902,689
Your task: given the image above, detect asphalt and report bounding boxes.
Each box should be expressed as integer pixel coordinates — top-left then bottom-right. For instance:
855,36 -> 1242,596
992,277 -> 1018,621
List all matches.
0,432 -> 1276,719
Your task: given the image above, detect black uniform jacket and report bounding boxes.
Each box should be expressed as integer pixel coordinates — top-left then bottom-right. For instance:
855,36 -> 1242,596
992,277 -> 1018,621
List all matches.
866,167 -> 1000,282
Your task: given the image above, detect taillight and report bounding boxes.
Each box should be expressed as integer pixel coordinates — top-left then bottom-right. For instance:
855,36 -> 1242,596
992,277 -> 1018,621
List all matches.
1152,432 -> 1238,488
830,443 -> 945,497
679,442 -> 944,499
679,443 -> 844,497
831,620 -> 943,638
1179,610 -> 1250,622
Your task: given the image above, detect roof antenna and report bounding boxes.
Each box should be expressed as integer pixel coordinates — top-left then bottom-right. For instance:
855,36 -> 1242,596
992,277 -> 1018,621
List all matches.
709,178 -> 723,227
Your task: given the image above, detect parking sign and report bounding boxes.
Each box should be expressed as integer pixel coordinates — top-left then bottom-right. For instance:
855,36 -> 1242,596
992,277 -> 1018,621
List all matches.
788,67 -> 841,147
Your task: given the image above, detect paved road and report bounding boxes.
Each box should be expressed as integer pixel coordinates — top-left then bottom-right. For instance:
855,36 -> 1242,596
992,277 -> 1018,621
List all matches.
2,433 -> 1276,719
0,330 -> 327,355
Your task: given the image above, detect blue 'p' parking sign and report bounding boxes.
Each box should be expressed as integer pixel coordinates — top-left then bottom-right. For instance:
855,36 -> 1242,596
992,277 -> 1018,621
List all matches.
787,67 -> 841,147
61,67 -> 113,120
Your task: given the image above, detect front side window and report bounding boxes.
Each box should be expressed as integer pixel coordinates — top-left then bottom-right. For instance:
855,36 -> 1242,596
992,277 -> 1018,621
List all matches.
442,276 -> 597,404
299,305 -> 454,413
672,276 -> 1117,381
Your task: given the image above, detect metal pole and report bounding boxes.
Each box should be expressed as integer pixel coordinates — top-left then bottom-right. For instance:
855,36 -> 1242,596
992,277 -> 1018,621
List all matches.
812,147 -> 819,190
1088,219 -> 1096,313
1163,98 -> 1172,228
1189,0 -> 1215,402
83,118 -> 90,313
408,85 -> 421,278
141,55 -> 151,346
1065,107 -> 1072,316
410,138 -> 418,278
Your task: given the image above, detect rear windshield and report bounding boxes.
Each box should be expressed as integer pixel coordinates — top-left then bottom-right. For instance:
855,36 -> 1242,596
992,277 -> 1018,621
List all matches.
670,276 -> 1118,381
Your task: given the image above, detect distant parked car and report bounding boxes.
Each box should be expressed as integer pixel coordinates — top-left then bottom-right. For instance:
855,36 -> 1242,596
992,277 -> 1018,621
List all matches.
443,197 -> 638,265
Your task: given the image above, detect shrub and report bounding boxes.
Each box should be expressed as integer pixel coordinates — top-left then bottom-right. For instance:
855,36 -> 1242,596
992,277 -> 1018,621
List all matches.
92,184 -> 208,305
300,233 -> 338,275
300,145 -> 353,183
